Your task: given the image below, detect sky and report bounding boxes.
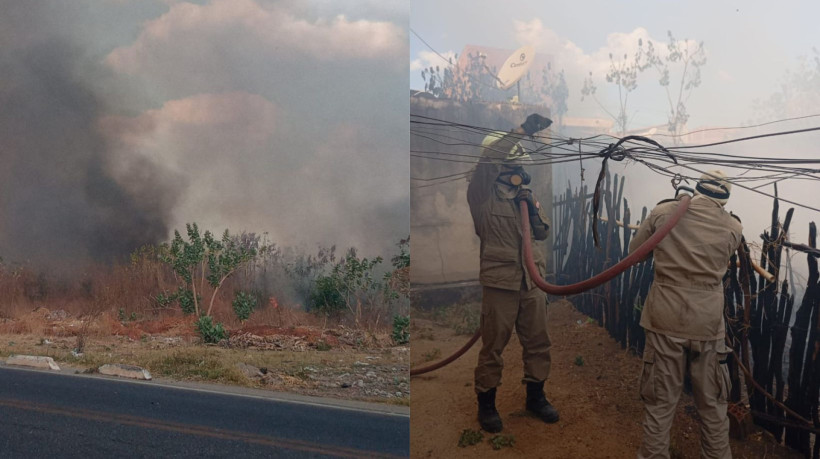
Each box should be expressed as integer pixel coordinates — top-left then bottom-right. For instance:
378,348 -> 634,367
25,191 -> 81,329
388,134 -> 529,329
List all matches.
0,0 -> 408,270
411,0 -> 820,126
410,0 -> 820,290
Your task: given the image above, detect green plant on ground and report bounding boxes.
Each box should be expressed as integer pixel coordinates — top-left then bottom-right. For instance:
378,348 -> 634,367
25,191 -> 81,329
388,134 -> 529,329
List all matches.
316,340 -> 332,351
155,291 -> 175,308
392,315 -> 410,344
489,434 -> 515,450
458,429 -> 484,448
232,291 -> 258,322
196,315 -> 228,344
117,308 -> 138,324
575,355 -> 585,366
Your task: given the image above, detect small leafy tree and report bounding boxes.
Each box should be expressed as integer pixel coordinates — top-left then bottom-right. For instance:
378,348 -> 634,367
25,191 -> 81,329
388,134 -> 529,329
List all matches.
309,248 -> 387,328
582,39 -> 652,134
753,47 -> 820,121
159,223 -> 258,321
520,63 -> 569,128
541,65 -> 569,128
645,31 -> 707,137
309,275 -> 345,316
204,229 -> 258,317
421,52 -> 505,102
333,249 -> 383,327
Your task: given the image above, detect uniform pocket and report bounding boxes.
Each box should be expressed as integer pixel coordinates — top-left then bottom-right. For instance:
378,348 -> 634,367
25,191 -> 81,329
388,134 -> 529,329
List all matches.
640,349 -> 657,404
716,347 -> 732,403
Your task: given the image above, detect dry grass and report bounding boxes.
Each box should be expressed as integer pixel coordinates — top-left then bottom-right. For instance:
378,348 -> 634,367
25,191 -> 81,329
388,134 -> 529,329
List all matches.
0,334 -> 379,384
0,255 -> 392,332
0,333 -> 409,405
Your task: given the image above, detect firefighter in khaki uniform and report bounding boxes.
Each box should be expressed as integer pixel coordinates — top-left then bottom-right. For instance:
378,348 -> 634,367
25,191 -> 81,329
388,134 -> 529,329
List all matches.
467,114 -> 557,433
629,170 -> 742,459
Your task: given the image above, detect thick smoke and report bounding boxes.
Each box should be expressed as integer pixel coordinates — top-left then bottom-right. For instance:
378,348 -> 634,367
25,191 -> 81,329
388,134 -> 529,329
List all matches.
0,5 -> 178,271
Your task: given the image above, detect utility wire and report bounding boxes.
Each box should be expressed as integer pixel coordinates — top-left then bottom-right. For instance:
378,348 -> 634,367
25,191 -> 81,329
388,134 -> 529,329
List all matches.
410,115 -> 820,213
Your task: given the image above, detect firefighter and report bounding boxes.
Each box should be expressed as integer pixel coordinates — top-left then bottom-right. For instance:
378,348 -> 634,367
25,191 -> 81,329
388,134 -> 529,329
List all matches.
467,113 -> 557,433
629,170 -> 742,459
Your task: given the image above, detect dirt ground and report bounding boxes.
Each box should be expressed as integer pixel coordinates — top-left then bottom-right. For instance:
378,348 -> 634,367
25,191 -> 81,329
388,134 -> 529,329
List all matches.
0,307 -> 409,405
410,300 -> 802,458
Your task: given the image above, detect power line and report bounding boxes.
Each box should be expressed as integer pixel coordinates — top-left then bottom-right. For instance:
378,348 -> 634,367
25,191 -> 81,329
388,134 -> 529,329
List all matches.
409,115 -> 820,213
409,28 -> 454,67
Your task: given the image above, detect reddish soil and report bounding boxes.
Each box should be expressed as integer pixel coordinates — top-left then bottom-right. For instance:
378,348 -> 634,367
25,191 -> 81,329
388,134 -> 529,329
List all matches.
410,300 -> 802,458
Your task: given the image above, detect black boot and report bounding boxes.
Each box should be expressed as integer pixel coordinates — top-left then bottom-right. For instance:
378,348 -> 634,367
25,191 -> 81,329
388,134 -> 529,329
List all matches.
526,381 -> 559,423
477,388 -> 503,433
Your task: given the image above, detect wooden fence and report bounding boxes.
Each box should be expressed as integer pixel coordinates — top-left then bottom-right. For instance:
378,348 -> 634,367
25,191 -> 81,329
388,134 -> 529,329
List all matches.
552,173 -> 820,457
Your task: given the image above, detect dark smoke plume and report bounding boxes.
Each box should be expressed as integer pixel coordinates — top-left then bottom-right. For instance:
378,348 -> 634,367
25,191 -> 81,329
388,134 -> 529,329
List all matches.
0,6 -> 179,271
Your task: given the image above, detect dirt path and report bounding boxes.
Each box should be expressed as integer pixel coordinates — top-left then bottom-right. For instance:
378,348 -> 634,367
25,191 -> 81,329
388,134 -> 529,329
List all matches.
410,300 -> 801,458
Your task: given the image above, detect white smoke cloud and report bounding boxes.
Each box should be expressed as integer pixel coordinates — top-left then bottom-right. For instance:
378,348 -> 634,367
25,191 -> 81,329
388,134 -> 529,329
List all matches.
99,0 -> 409,256
100,90 -> 406,253
410,49 -> 457,72
105,0 -> 406,76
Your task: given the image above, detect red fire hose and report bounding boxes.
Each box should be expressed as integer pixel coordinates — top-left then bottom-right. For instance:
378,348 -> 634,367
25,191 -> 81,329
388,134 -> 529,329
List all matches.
410,195 -> 692,377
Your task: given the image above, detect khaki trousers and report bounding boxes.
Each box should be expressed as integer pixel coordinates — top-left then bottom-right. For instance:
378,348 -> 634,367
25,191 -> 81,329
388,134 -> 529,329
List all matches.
638,330 -> 732,459
474,284 -> 551,393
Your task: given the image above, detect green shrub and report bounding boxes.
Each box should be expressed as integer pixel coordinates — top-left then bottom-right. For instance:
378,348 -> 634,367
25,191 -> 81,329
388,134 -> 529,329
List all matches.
392,315 -> 410,344
310,275 -> 345,316
232,291 -> 257,322
490,434 -> 515,450
155,292 -> 175,307
178,287 -> 199,315
458,429 -> 483,448
196,315 -> 228,344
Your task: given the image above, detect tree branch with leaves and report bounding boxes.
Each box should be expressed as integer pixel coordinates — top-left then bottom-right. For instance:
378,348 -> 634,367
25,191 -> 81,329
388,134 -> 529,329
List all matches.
645,31 -> 707,138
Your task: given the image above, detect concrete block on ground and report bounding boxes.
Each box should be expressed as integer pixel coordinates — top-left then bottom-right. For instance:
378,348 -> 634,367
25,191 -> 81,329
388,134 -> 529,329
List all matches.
6,355 -> 61,371
98,363 -> 152,380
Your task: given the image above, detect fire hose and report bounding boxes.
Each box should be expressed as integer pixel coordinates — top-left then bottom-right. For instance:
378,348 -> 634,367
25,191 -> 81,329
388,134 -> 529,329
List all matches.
410,194 -> 692,376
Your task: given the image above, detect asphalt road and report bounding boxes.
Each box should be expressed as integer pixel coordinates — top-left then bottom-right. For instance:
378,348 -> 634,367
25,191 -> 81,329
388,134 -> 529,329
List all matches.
0,365 -> 409,458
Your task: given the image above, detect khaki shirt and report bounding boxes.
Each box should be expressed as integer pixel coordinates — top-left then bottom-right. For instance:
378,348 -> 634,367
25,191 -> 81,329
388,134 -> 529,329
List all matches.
467,132 -> 549,291
629,195 -> 743,340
